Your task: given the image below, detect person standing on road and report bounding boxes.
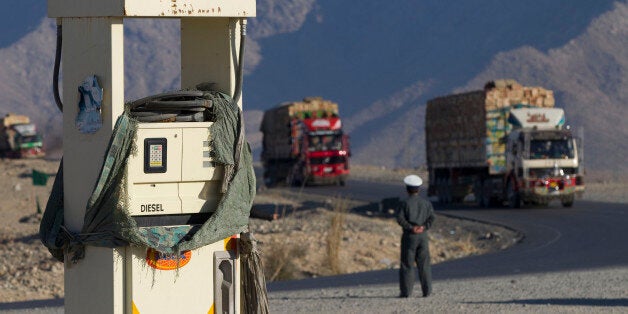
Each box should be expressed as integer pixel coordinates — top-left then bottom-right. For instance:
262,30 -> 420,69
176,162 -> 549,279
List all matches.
396,175 -> 435,298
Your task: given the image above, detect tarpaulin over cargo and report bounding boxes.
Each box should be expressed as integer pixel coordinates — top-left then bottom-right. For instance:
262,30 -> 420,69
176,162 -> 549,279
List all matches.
39,87 -> 256,263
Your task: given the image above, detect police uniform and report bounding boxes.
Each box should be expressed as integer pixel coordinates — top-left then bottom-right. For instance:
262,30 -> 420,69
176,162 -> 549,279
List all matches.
396,175 -> 435,298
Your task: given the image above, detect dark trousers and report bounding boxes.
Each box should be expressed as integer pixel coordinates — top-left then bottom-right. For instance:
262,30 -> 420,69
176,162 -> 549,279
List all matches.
399,232 -> 432,297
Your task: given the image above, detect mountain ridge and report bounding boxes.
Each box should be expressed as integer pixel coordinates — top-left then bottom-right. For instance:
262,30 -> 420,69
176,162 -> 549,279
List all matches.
0,1 -> 625,174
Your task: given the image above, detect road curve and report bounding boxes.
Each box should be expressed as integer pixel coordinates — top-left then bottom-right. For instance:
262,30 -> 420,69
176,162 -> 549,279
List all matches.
266,180 -> 628,312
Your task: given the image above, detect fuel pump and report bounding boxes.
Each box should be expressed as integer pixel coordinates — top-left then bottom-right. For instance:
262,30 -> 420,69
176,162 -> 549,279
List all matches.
124,90 -> 241,313
42,1 -> 258,313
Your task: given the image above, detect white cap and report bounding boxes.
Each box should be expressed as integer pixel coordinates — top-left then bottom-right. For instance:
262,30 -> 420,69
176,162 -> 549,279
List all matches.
403,175 -> 423,187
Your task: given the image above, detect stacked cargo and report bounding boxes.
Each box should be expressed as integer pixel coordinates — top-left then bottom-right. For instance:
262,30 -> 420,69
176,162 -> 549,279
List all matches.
2,114 -> 30,127
426,79 -> 555,174
260,97 -> 339,159
285,97 -> 339,118
483,79 -> 555,110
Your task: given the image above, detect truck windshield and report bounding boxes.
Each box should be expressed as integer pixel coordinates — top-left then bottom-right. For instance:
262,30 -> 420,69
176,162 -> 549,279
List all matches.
308,134 -> 343,152
310,156 -> 346,165
16,135 -> 42,144
529,139 -> 574,159
13,124 -> 37,136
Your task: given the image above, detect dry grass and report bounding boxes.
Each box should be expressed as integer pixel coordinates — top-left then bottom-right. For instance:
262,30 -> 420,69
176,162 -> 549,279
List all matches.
429,231 -> 497,262
326,197 -> 350,275
446,234 -> 479,256
264,243 -> 306,282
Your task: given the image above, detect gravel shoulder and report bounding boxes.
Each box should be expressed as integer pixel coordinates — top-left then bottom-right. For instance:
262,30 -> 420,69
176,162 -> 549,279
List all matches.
268,267 -> 628,313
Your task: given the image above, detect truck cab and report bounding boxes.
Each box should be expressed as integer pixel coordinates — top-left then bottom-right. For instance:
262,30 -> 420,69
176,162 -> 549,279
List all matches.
260,99 -> 351,187
504,108 -> 583,207
302,130 -> 350,185
0,114 -> 45,158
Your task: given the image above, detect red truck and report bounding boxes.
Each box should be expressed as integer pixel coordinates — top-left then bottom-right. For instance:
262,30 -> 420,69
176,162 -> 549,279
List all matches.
261,97 -> 350,186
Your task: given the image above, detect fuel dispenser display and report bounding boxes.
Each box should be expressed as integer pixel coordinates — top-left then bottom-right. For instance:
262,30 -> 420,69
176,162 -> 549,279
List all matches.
144,138 -> 167,173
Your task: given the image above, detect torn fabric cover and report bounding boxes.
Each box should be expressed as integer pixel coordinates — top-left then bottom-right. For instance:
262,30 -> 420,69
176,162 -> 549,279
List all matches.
39,87 -> 256,263
75,75 -> 103,134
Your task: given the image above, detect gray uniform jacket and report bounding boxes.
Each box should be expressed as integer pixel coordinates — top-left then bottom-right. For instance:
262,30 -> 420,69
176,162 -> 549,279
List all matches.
396,195 -> 435,233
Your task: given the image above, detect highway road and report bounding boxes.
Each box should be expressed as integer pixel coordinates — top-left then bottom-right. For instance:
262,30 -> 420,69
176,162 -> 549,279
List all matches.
265,180 -> 628,312
269,179 -> 628,290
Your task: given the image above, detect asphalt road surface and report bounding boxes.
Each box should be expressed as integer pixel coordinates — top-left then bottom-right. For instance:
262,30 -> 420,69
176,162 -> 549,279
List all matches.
267,180 -> 628,312
272,180 -> 628,287
2,179 -> 627,313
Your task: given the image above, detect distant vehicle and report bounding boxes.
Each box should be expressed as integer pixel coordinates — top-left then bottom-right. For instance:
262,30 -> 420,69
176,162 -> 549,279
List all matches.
425,80 -> 584,208
0,113 -> 45,158
260,97 -> 350,186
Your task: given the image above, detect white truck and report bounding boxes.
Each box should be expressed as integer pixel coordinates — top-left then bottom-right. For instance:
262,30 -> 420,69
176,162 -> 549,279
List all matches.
425,80 -> 584,208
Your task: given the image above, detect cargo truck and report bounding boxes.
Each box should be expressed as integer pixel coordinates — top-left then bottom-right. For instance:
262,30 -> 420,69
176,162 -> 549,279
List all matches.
0,113 -> 45,158
425,80 -> 584,208
261,97 -> 350,186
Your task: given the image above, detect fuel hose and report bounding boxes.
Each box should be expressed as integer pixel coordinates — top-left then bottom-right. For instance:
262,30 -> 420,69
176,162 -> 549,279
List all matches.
53,20 -> 63,112
126,91 -> 213,122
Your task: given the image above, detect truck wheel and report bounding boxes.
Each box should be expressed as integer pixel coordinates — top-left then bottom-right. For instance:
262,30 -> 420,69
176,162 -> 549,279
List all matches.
444,177 -> 453,204
287,170 -> 299,187
438,178 -> 450,204
479,193 -> 489,208
264,177 -> 276,188
478,180 -> 491,208
506,180 -> 521,209
474,180 -> 494,208
339,180 -> 346,186
561,196 -> 575,208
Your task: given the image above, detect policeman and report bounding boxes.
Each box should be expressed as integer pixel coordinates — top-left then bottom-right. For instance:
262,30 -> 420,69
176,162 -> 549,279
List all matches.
396,174 -> 435,298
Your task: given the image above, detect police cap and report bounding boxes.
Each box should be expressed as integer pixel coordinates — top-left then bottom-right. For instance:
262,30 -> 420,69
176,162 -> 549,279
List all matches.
403,175 -> 423,187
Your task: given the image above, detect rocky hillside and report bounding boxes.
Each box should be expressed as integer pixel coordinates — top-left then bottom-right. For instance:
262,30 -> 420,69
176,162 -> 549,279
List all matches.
0,0 -> 625,174
338,1 -> 627,174
462,3 -> 628,174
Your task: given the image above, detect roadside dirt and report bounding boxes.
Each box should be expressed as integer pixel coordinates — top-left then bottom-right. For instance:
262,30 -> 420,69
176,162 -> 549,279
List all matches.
250,188 -> 519,281
0,159 -> 62,303
1,159 -> 623,303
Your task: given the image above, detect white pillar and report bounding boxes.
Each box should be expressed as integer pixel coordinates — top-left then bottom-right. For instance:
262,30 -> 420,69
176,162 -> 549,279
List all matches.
60,17 -> 126,314
181,17 -> 243,108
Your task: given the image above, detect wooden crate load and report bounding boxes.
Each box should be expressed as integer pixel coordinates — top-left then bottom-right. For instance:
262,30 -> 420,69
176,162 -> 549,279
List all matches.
1,113 -> 31,128
484,79 -> 555,110
286,97 -> 339,119
425,79 -> 555,174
